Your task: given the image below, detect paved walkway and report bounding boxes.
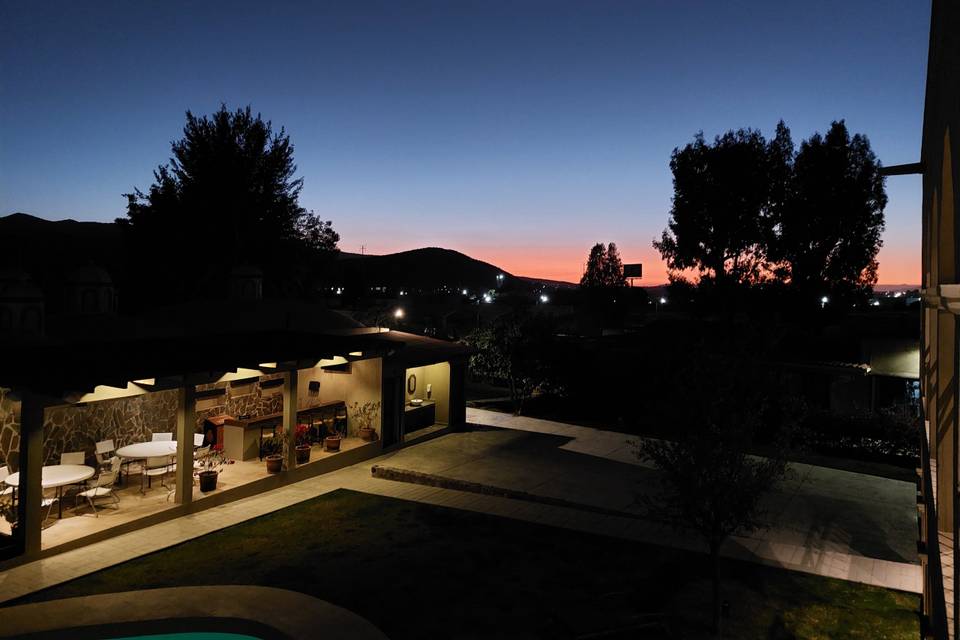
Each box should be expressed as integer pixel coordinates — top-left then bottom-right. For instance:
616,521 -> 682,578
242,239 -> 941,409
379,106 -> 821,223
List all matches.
0,411 -> 922,604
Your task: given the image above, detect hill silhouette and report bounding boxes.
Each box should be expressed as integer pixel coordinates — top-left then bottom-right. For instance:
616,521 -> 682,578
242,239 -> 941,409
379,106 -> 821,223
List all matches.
331,247 -> 522,292
0,213 -> 534,294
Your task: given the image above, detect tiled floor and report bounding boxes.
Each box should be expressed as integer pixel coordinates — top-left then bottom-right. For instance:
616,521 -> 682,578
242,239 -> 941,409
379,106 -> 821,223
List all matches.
0,438 -> 369,550
0,414 -> 923,605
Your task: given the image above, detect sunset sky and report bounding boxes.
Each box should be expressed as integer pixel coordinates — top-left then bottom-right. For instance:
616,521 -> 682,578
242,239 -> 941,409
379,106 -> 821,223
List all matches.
1,1 -> 930,284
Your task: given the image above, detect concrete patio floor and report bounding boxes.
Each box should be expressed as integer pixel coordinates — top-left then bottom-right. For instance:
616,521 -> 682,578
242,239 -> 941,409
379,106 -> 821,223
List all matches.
457,409 -> 919,564
0,410 -> 922,604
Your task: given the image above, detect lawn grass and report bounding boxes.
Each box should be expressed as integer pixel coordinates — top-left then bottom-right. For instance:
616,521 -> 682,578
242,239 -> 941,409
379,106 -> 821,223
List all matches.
14,489 -> 918,639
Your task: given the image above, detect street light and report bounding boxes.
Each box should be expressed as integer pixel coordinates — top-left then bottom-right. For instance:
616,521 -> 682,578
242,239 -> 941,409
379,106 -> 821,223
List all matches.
820,295 -> 829,309
539,294 -> 549,303
394,308 -> 405,319
483,294 -> 493,304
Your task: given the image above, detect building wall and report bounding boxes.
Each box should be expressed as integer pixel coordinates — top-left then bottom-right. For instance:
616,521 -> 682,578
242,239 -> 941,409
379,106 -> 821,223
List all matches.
297,358 -> 383,437
0,389 -> 179,468
922,0 -> 960,532
194,373 -> 285,429
404,361 -> 451,424
0,388 -> 20,467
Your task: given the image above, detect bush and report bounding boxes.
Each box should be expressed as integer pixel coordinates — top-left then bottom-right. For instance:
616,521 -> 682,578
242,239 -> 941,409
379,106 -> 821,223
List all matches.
799,406 -> 919,464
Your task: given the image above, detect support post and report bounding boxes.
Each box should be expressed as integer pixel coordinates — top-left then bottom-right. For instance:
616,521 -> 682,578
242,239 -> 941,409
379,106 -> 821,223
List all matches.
174,385 -> 196,505
18,394 -> 45,557
283,369 -> 298,471
448,358 -> 467,432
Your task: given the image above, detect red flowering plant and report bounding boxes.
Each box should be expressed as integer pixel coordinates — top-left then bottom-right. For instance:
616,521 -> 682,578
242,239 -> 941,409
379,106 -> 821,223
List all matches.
295,423 -> 311,448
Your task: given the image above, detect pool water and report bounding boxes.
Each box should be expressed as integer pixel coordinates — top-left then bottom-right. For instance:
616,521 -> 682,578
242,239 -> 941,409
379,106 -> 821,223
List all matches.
113,634 -> 260,640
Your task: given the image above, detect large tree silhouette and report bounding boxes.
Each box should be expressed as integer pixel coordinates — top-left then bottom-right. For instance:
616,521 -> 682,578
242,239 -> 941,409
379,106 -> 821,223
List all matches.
120,105 -> 337,302
654,128 -> 782,287
774,120 -> 886,301
580,242 -> 627,288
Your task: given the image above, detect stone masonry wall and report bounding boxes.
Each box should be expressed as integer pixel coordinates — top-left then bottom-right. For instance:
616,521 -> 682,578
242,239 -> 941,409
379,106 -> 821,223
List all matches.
1,372 -> 322,467
0,388 -> 20,468
0,388 -> 178,468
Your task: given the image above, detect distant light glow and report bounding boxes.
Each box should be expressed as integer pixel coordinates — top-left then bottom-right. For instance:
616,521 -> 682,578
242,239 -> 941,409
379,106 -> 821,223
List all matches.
394,308 -> 405,318
483,294 -> 493,303
539,294 -> 549,303
462,289 -> 468,295
659,297 -> 667,304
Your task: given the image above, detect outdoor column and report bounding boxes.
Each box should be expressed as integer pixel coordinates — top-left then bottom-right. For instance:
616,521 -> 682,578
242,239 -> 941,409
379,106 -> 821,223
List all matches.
174,385 -> 196,505
18,393 -> 44,556
283,369 -> 298,471
936,309 -> 956,530
448,358 -> 467,431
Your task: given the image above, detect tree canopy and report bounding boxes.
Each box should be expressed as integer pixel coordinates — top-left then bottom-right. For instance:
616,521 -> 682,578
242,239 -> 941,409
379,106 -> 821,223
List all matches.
654,120 -> 886,302
580,242 -> 627,288
774,121 -> 887,301
120,105 -> 338,301
654,128 -> 778,287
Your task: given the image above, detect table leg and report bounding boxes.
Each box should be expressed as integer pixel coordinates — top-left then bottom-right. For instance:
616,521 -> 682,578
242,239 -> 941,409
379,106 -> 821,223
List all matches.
58,486 -> 63,518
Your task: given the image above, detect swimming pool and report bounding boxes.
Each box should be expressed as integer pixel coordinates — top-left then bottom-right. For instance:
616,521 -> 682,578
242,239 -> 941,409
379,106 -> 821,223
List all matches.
114,634 -> 261,640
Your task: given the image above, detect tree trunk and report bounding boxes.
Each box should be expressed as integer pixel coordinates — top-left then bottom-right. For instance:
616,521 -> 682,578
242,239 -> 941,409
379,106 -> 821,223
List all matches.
711,539 -> 722,638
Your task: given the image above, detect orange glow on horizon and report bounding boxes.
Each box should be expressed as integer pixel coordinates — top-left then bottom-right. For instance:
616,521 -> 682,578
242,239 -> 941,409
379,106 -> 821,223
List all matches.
361,242 -> 918,288
466,246 -> 920,288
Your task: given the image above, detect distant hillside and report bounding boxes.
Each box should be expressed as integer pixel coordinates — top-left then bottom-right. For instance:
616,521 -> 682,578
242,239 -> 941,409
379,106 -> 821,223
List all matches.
0,212 -> 124,271
0,214 -> 533,293
332,247 -> 522,292
518,275 -> 578,290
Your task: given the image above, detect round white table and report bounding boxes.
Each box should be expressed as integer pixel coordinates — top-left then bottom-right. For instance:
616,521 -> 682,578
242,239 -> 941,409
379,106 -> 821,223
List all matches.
4,464 -> 95,518
116,441 -> 178,459
115,441 -> 177,489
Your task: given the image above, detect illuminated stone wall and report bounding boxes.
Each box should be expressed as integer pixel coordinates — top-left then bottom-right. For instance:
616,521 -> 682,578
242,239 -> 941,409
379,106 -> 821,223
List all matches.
0,388 -> 19,468
0,389 -> 178,468
195,373 -> 285,427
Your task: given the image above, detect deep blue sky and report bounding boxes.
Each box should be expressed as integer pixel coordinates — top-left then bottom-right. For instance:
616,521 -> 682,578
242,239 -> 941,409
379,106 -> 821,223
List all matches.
1,1 -> 930,283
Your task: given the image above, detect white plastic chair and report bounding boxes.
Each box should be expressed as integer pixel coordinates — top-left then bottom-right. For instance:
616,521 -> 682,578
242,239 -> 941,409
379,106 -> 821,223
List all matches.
142,456 -> 175,491
95,439 -> 115,468
75,460 -> 120,517
60,451 -> 84,465
0,466 -> 14,500
151,432 -> 173,442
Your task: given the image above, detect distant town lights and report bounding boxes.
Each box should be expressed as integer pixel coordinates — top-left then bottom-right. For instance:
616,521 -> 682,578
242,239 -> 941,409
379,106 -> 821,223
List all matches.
483,294 -> 493,303
659,297 -> 667,304
539,294 -> 549,303
462,289 -> 468,296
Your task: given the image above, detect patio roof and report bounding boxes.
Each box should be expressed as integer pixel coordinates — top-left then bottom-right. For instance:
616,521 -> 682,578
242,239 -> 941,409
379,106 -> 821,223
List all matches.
377,331 -> 474,368
0,328 -> 401,400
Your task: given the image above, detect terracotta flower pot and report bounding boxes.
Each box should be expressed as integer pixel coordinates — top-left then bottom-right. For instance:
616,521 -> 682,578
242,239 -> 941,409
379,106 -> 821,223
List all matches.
324,436 -> 341,452
296,444 -> 311,465
198,470 -> 218,492
265,454 -> 283,473
359,427 -> 377,442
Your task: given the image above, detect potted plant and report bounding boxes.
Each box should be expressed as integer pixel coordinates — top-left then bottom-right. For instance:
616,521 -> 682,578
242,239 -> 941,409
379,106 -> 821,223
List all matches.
262,434 -> 284,473
197,444 -> 227,492
350,401 -> 381,442
295,423 -> 311,464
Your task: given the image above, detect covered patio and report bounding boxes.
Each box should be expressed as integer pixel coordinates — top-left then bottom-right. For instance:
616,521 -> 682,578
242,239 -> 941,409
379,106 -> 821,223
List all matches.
0,327 -> 466,560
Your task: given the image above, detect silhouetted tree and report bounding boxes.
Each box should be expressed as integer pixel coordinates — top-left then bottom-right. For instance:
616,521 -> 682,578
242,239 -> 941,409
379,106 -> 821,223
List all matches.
602,242 -> 628,288
120,105 -> 338,302
654,128 -> 784,287
580,243 -> 608,288
774,121 -> 886,302
580,242 -> 626,288
635,356 -> 797,637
